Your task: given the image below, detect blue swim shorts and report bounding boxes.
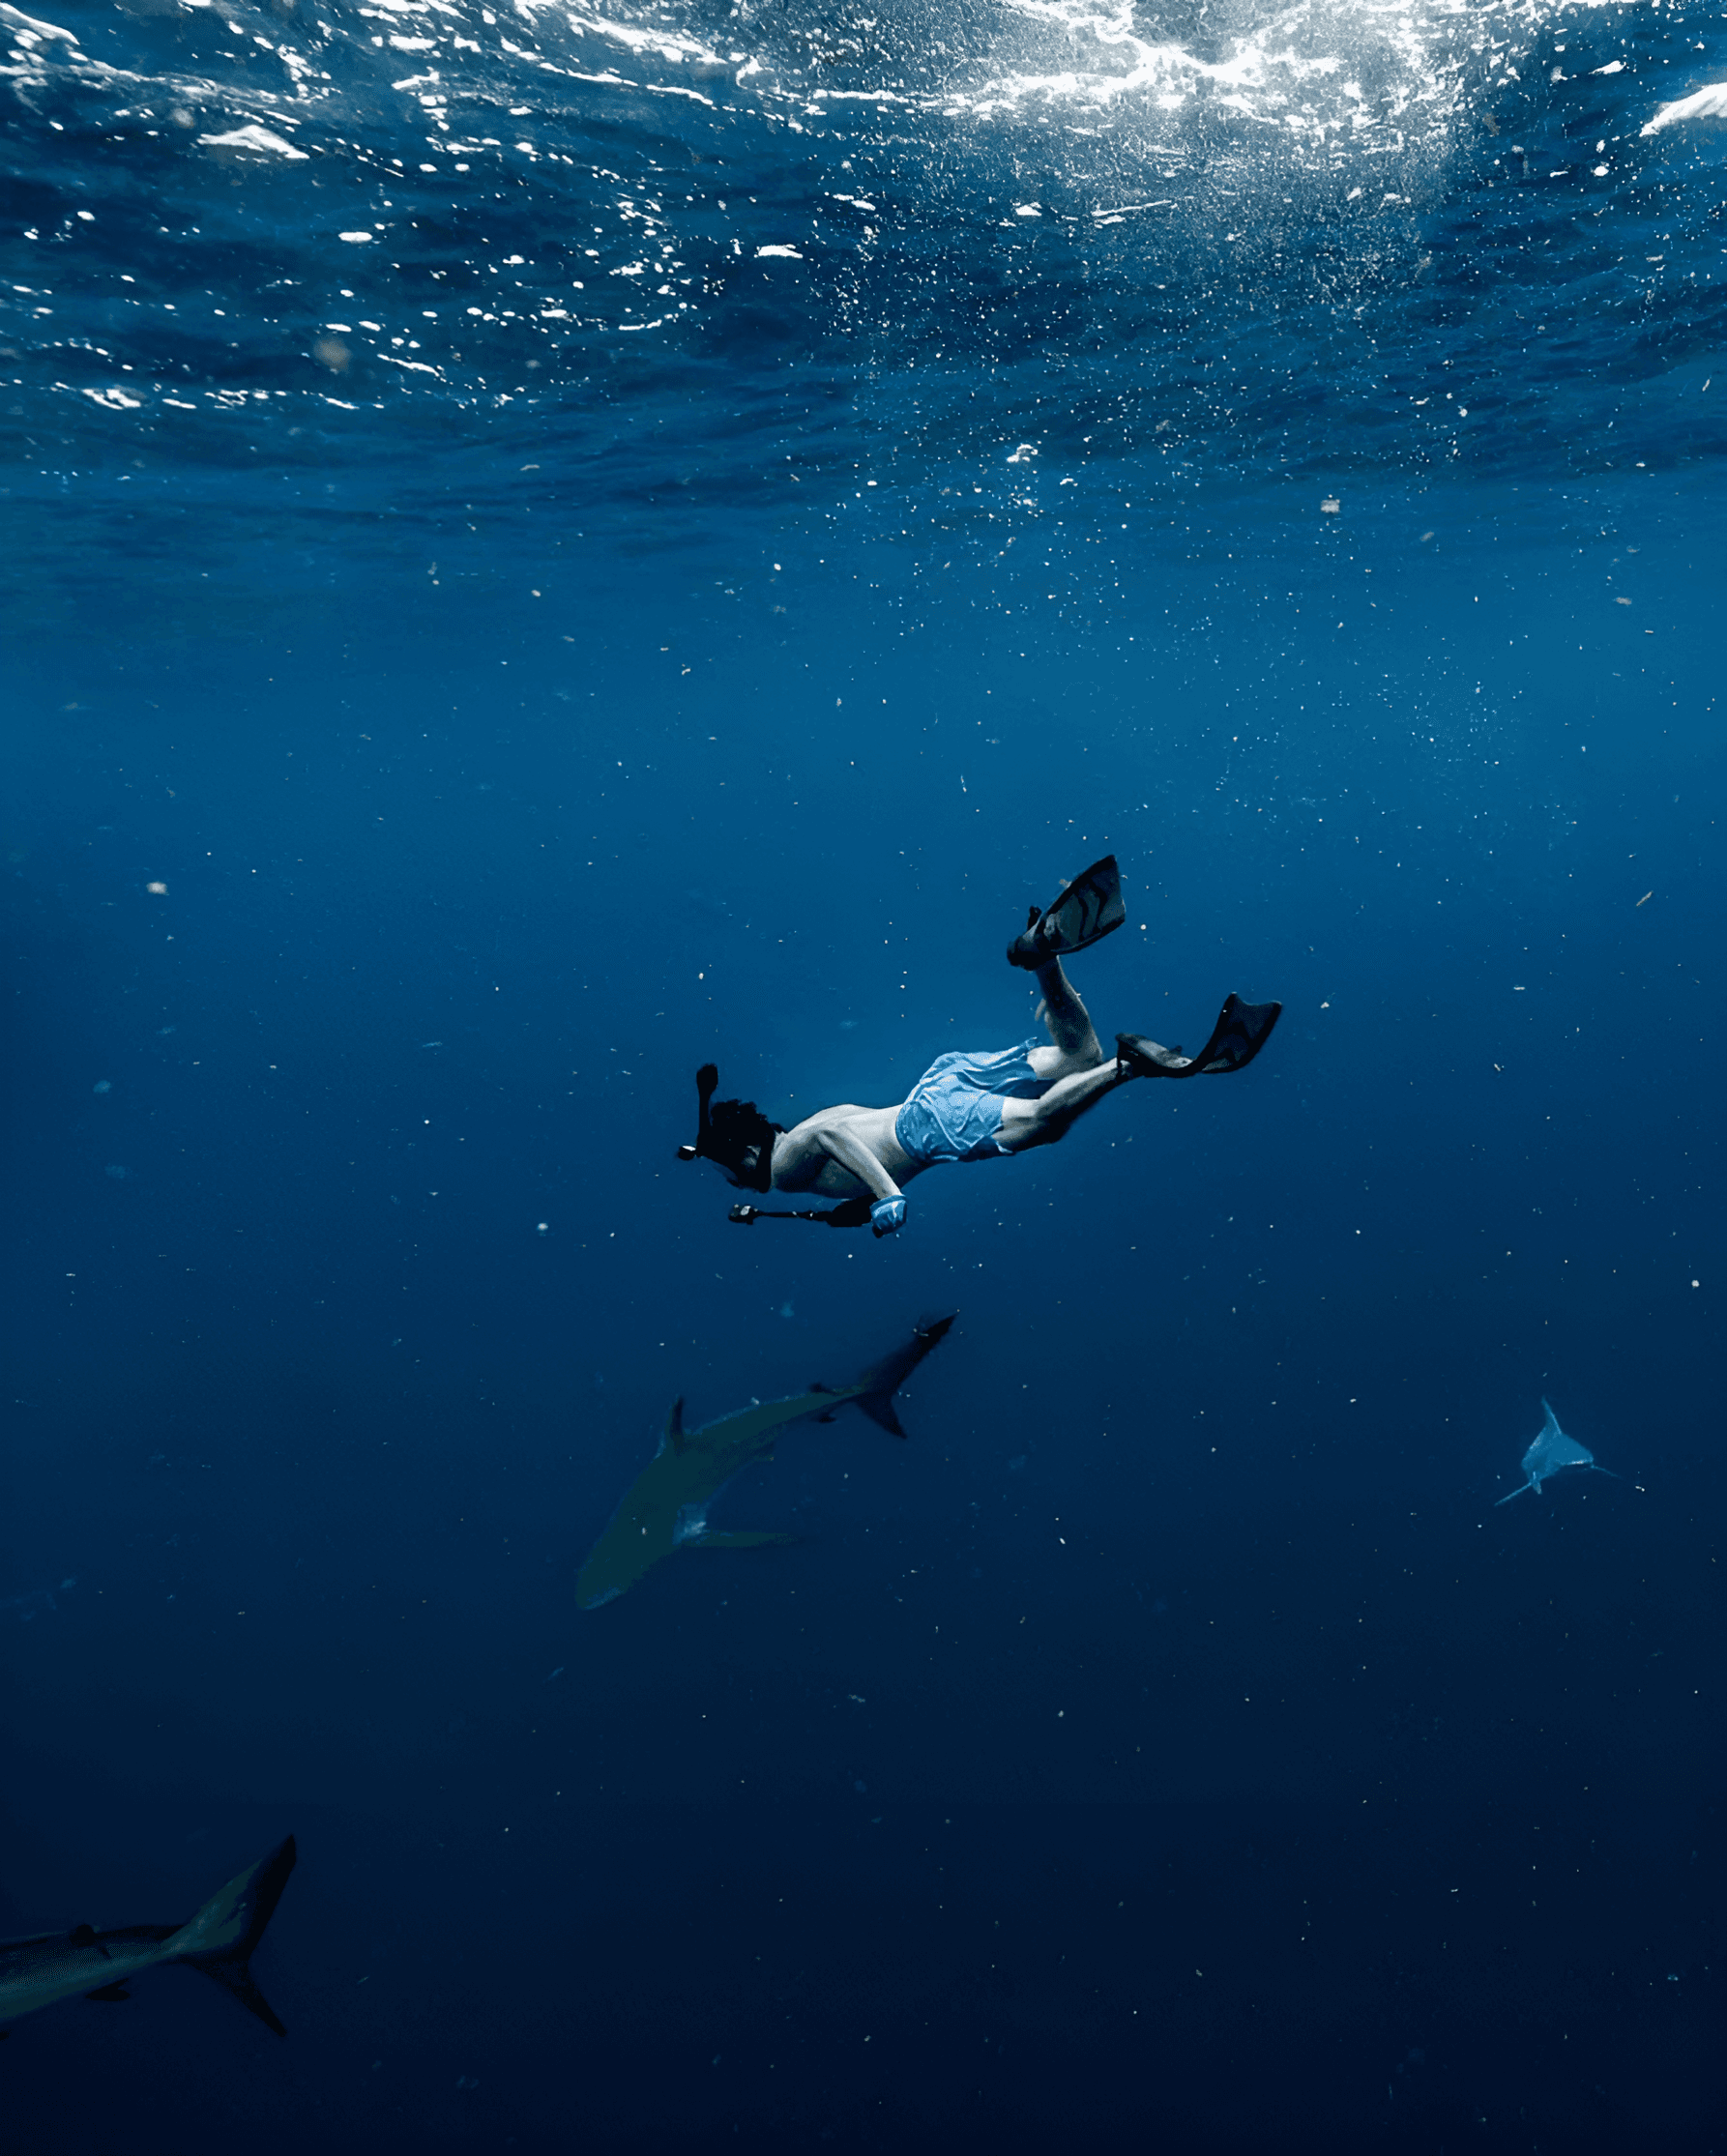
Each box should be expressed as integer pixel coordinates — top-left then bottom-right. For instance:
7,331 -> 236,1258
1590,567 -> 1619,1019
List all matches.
893,1037 -> 1052,1167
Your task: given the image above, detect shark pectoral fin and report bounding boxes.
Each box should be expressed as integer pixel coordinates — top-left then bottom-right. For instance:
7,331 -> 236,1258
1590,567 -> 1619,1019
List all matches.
665,1397 -> 687,1455
85,1982 -> 132,2002
687,1530 -> 797,1550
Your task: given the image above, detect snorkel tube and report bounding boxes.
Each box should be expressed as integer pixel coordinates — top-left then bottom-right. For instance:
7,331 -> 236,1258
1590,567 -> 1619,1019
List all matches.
675,1062 -> 721,1165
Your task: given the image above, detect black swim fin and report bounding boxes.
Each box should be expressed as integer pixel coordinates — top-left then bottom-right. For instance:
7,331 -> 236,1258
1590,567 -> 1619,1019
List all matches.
1007,855 -> 1126,970
1116,994 -> 1281,1079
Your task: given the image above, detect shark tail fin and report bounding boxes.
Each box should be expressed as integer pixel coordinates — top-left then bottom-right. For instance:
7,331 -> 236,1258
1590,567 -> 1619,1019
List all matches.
173,1836 -> 297,2038
849,1313 -> 956,1439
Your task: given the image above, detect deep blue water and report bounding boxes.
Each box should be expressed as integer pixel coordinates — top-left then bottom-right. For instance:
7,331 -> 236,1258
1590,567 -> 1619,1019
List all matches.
3,0 -> 1724,2144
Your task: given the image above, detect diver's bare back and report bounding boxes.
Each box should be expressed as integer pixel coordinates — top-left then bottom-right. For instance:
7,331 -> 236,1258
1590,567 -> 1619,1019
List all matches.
773,1104 -> 922,1199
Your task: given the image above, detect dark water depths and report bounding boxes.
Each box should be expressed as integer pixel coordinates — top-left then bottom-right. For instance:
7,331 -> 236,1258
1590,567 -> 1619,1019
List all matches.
3,0 -> 1723,2145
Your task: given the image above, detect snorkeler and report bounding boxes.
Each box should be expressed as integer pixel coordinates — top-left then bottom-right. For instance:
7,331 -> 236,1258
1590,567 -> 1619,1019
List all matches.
678,857 -> 1281,1237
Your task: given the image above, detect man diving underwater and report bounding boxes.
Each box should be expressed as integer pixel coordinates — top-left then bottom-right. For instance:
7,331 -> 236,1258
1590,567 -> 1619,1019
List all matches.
678,857 -> 1281,1238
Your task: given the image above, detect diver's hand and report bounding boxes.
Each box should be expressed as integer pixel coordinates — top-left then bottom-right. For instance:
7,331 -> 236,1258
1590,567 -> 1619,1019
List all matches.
870,1196 -> 907,1238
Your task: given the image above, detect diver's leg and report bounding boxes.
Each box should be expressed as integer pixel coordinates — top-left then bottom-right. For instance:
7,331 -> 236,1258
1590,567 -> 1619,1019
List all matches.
996,1058 -> 1125,1151
1027,955 -> 1103,1076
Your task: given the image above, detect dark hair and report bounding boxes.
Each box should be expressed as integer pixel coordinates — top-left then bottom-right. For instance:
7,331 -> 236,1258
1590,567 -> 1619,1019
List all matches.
680,1065 -> 781,1192
705,1096 -> 781,1191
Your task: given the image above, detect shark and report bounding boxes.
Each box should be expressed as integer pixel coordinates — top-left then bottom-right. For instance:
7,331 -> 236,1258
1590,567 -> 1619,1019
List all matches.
0,1836 -> 296,2038
1495,1398 -> 1620,1505
575,1314 -> 956,1609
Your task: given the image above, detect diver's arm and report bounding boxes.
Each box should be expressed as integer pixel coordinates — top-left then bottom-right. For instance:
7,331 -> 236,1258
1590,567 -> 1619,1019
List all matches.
814,1123 -> 901,1203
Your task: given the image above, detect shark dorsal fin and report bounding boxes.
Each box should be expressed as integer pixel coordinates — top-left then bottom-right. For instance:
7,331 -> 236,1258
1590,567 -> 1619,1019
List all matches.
665,1398 -> 687,1455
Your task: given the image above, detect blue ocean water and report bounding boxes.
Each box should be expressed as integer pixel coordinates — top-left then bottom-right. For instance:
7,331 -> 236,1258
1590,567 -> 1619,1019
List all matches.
2,0 -> 1723,2141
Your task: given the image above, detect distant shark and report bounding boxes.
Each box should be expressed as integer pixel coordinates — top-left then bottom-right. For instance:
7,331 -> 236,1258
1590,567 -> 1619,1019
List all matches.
576,1314 -> 956,1609
1496,1398 -> 1620,1505
0,1837 -> 296,2038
